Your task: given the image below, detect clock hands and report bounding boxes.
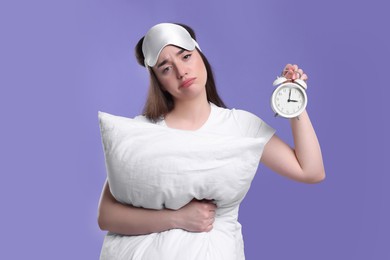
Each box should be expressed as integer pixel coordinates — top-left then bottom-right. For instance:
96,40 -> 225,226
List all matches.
287,89 -> 299,102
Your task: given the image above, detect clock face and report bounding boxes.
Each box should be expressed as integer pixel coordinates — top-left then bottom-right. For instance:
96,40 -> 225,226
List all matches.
271,83 -> 307,118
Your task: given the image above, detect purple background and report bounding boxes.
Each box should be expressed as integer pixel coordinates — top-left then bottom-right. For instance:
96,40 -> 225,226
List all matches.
1,0 -> 389,259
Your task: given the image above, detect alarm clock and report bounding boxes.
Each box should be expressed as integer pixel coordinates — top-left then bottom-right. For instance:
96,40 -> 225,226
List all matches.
271,77 -> 308,119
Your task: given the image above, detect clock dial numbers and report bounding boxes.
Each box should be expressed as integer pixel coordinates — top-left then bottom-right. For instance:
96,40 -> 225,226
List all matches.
271,83 -> 307,118
289,88 -> 302,103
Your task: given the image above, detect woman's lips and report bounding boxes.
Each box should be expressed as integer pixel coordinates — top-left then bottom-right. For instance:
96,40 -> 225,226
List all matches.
180,77 -> 196,88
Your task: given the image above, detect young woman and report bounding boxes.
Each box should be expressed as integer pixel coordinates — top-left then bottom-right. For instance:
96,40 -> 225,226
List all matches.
98,23 -> 325,259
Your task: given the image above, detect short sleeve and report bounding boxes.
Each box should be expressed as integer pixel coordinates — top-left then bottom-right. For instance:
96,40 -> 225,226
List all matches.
232,109 -> 275,142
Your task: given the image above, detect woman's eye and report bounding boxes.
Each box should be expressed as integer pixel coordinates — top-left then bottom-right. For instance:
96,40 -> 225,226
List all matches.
162,66 -> 171,74
183,54 -> 192,60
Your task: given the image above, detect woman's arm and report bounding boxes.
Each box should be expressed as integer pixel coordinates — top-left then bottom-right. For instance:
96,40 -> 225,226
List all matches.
261,110 -> 325,183
260,64 -> 325,184
97,180 -> 216,235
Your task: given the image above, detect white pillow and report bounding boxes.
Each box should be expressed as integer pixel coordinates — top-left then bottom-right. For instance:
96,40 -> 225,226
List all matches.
98,111 -> 267,210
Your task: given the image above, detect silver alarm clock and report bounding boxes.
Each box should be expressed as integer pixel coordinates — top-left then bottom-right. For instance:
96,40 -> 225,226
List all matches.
271,77 -> 308,118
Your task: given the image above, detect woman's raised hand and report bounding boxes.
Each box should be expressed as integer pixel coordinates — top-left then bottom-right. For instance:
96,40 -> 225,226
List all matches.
282,64 -> 308,81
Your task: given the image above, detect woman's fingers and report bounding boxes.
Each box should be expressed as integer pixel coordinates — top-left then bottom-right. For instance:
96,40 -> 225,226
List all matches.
282,64 -> 308,81
177,199 -> 217,232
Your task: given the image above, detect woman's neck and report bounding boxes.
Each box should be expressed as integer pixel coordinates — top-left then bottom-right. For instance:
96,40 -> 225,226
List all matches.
164,98 -> 211,130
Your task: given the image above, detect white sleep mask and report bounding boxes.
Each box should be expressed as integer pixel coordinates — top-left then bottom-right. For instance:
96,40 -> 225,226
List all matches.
142,23 -> 201,67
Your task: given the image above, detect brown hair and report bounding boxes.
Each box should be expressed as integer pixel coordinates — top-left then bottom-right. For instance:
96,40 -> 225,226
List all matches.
135,23 -> 226,121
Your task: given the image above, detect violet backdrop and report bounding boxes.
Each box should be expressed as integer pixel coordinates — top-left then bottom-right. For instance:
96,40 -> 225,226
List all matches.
1,0 -> 389,259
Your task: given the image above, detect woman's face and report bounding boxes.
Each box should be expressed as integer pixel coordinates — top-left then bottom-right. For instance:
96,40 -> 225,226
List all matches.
152,45 -> 207,102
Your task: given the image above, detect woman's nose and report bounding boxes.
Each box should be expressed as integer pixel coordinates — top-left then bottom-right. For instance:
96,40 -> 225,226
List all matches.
175,64 -> 188,79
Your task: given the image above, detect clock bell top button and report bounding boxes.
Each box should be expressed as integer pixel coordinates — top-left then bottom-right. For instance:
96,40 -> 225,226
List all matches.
273,76 -> 288,86
273,76 -> 307,90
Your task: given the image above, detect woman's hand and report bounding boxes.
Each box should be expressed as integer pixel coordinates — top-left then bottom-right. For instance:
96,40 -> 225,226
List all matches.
173,199 -> 217,232
98,181 -> 217,235
261,63 -> 325,184
282,64 -> 308,81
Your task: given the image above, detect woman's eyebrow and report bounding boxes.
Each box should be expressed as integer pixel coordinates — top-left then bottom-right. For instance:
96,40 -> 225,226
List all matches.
176,49 -> 185,55
157,60 -> 168,69
157,49 -> 186,68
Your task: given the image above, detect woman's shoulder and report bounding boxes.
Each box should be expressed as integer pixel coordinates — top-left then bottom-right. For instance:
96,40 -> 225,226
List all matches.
133,114 -> 165,126
133,114 -> 150,122
209,103 -> 274,138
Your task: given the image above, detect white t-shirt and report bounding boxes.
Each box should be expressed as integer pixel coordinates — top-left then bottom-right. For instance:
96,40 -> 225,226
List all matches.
135,103 -> 275,140
100,103 -> 275,260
